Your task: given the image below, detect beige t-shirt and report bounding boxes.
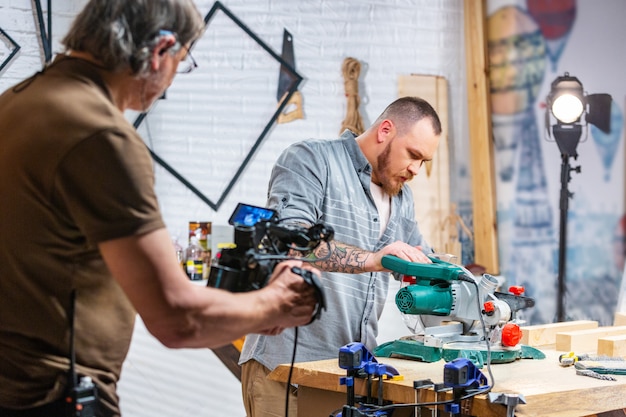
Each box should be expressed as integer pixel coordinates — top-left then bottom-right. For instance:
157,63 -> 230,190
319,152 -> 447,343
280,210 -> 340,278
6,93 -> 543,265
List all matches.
370,181 -> 391,238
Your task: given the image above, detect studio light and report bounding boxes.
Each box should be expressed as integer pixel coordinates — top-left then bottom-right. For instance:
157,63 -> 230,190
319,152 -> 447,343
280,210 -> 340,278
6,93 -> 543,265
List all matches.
549,75 -> 585,124
544,72 -> 612,322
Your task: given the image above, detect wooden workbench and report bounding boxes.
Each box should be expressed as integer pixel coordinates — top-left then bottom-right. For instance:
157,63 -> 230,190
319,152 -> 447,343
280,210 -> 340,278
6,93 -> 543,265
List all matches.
269,349 -> 626,417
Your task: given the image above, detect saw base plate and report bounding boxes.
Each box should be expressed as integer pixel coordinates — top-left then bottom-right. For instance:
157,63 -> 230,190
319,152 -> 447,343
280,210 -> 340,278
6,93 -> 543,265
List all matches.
374,338 -> 545,367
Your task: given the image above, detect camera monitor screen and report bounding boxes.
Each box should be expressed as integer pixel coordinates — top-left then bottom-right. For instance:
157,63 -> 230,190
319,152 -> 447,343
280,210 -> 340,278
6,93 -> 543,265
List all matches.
228,203 -> 277,227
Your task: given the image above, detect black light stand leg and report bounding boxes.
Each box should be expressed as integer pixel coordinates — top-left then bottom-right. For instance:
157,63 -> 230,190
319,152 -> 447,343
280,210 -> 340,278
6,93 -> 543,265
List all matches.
556,153 -> 580,322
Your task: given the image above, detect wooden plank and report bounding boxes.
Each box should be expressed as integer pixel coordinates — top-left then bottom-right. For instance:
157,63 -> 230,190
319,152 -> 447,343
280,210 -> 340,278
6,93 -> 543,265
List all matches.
597,335 -> 626,358
399,75 -> 451,257
556,326 -> 626,353
270,349 -> 626,417
464,0 -> 499,273
210,336 -> 245,381
520,320 -> 598,346
616,312 -> 626,326
211,342 -> 243,381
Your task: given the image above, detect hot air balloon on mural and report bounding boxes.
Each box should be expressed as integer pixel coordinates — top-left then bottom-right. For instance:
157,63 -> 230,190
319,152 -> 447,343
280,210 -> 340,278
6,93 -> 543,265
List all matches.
488,5 -> 546,181
488,5 -> 556,324
527,0 -> 577,72
590,100 -> 624,181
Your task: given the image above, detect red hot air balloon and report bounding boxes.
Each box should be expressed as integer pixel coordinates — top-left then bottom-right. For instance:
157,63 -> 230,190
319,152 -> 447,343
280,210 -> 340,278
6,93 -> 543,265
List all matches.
527,0 -> 577,71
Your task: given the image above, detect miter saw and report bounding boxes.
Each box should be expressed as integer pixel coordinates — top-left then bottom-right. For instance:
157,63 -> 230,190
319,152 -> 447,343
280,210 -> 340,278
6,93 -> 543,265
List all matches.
374,255 -> 545,366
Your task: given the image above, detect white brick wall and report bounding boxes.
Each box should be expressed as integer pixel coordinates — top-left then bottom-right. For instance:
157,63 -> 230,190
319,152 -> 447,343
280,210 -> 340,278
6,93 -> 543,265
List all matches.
0,1 -> 466,416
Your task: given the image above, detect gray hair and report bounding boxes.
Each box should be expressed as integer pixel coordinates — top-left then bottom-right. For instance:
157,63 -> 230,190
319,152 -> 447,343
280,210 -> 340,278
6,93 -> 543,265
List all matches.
62,0 -> 205,75
374,96 -> 442,136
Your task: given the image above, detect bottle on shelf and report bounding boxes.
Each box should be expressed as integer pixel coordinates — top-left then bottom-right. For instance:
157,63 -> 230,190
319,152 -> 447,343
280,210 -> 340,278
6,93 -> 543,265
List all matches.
189,221 -> 212,279
185,236 -> 204,281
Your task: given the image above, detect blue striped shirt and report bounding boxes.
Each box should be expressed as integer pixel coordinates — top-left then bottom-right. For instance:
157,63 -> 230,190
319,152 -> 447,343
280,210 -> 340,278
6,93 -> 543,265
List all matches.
239,130 -> 431,370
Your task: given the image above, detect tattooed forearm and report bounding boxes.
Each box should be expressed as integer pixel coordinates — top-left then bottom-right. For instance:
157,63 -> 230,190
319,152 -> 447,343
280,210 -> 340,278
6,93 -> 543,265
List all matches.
307,240 -> 372,273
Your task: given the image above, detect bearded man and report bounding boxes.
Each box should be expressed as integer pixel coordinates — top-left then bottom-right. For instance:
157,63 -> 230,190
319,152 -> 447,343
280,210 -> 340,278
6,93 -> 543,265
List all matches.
239,96 -> 442,417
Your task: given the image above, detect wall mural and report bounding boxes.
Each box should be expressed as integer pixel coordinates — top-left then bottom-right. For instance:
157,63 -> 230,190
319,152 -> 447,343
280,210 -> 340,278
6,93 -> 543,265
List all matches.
133,1 -> 302,210
527,0 -> 576,72
489,0 -> 625,325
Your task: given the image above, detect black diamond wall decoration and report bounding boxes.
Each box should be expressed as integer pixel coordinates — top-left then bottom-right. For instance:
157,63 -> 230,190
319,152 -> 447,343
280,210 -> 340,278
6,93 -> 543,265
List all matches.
0,28 -> 21,73
33,0 -> 53,63
133,1 -> 302,211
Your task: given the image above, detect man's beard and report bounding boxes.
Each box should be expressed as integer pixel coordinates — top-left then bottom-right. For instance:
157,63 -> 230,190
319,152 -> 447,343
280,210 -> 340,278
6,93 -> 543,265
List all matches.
375,142 -> 405,196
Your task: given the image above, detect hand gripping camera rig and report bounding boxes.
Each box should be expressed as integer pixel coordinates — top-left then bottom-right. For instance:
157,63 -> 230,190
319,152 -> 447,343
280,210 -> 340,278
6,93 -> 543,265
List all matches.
207,203 -> 333,322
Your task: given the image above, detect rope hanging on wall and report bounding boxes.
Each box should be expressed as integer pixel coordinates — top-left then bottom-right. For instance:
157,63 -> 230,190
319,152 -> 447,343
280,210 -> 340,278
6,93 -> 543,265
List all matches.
339,57 -> 364,135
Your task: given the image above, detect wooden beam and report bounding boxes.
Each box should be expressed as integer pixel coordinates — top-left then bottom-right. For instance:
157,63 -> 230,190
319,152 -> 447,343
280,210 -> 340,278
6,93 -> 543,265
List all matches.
520,320 -> 598,347
555,326 -> 626,353
211,344 -> 242,380
597,335 -> 626,358
464,0 -> 499,274
210,336 -> 245,381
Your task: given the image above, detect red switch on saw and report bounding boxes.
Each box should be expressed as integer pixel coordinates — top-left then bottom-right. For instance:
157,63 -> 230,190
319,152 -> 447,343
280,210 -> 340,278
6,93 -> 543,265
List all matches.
401,275 -> 416,284
482,301 -> 495,315
501,323 -> 522,346
508,285 -> 525,296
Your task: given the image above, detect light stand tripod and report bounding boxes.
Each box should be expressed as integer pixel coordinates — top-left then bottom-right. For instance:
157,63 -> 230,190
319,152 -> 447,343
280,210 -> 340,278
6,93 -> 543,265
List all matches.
545,72 -> 612,323
554,124 -> 582,322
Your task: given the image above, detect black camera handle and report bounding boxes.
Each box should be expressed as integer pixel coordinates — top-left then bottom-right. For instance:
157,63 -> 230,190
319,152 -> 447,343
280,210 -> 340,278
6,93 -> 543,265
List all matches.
290,267 -> 326,323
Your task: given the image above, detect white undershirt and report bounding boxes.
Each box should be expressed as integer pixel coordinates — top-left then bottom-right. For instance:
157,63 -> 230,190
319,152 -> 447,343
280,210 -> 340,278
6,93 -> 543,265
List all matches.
370,181 -> 391,239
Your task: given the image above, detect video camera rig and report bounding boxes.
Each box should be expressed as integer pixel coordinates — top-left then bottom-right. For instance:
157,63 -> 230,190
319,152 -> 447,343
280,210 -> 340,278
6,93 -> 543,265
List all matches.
207,203 -> 333,321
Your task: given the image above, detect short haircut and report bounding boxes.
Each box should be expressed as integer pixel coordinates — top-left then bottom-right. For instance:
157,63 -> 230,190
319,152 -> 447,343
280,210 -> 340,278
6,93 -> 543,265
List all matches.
374,96 -> 442,136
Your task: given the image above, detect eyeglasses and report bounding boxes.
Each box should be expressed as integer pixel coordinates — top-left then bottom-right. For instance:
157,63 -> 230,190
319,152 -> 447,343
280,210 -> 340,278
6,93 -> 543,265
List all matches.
177,45 -> 198,74
158,30 -> 198,74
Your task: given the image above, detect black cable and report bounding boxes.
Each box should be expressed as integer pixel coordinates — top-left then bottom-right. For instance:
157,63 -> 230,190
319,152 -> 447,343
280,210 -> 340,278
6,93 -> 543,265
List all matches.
328,387 -> 491,417
68,289 -> 77,388
463,275 -> 495,394
285,326 -> 299,417
368,386 -> 492,413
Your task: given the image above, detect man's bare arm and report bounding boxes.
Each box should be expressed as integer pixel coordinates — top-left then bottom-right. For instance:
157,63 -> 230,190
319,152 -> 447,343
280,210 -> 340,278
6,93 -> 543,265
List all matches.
302,239 -> 431,273
308,240 -> 371,273
99,228 -> 318,348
